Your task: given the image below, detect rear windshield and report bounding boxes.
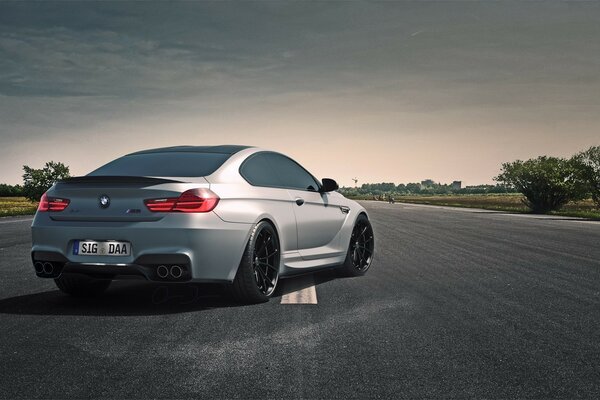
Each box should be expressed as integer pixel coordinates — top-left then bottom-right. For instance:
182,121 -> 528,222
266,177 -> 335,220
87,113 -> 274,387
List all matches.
88,152 -> 231,177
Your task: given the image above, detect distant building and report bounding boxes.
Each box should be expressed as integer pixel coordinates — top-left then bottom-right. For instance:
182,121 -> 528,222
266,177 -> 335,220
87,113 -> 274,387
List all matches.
420,179 -> 435,189
451,181 -> 462,190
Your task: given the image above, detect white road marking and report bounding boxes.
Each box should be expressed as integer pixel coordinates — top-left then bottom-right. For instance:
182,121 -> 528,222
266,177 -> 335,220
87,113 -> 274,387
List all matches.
395,202 -> 598,223
280,274 -> 318,305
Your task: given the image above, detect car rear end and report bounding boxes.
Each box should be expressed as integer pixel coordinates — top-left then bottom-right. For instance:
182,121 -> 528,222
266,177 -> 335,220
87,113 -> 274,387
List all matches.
31,148 -> 253,285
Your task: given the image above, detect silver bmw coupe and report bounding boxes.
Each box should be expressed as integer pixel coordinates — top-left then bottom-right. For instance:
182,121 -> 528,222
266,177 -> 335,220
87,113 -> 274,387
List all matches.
31,145 -> 374,303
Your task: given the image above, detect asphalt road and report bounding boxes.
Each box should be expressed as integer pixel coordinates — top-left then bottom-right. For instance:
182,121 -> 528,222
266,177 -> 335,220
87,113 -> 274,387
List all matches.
1,202 -> 599,399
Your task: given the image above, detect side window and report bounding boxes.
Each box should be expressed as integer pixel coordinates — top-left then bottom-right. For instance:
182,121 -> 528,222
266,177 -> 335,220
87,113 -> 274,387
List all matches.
240,153 -> 280,187
267,153 -> 320,191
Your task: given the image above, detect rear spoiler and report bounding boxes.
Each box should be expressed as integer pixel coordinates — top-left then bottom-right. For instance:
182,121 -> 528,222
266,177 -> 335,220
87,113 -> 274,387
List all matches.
57,176 -> 182,185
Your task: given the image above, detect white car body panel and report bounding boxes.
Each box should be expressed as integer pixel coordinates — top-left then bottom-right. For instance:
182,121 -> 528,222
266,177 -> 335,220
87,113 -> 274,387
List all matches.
31,145 -> 368,283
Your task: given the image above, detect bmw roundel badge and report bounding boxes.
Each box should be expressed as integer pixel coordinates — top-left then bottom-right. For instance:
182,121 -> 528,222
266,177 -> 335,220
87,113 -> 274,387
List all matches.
99,194 -> 110,209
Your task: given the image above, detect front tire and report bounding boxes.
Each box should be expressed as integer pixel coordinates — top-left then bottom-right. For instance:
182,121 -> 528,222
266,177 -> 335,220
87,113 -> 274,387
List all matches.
54,274 -> 112,297
230,221 -> 280,304
340,214 -> 374,277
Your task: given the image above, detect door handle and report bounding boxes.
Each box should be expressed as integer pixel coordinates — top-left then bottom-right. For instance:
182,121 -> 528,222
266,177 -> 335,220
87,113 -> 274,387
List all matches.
295,198 -> 305,206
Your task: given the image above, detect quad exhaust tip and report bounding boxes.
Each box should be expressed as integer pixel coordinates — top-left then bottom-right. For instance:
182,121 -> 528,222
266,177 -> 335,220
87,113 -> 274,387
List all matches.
43,262 -> 54,274
156,265 -> 169,279
34,261 -> 54,275
170,265 -> 183,279
156,264 -> 184,280
34,262 -> 44,274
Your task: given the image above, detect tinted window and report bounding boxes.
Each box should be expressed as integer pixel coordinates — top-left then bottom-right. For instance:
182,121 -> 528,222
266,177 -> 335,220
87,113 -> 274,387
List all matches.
239,153 -> 280,187
268,153 -> 320,191
241,152 -> 320,191
88,152 -> 231,177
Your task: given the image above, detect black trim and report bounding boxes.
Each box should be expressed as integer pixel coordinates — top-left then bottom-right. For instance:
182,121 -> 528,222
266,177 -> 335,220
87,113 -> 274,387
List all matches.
320,178 -> 339,193
135,254 -> 191,265
49,215 -> 163,222
32,251 -> 69,263
128,145 -> 252,156
57,176 -> 181,185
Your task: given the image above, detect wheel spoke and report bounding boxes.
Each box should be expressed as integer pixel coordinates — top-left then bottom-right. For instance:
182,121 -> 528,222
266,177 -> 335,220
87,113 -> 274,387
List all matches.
356,242 -> 367,249
359,226 -> 368,239
357,245 -> 372,255
360,248 -> 369,267
358,247 -> 366,266
255,265 -> 269,290
253,269 -> 261,289
258,248 -> 278,260
263,267 -> 274,287
261,269 -> 269,288
265,263 -> 279,272
256,260 -> 277,272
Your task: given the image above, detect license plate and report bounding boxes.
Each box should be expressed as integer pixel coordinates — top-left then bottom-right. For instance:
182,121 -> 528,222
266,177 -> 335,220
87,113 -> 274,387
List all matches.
73,240 -> 131,256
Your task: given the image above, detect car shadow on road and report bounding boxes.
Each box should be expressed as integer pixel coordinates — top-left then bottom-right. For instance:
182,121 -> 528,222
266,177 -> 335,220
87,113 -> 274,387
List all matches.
274,268 -> 339,297
0,281 -> 235,316
0,269 -> 343,316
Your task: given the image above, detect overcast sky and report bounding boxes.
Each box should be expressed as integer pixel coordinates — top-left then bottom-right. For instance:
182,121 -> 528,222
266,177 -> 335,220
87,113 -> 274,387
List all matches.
1,2 -> 599,186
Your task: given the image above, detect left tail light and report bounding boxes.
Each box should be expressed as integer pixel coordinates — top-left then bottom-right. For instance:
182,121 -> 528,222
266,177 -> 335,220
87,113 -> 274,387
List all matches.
144,188 -> 220,213
38,192 -> 70,212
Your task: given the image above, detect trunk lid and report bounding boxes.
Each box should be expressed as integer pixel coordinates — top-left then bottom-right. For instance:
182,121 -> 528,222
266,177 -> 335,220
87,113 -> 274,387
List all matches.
46,176 -> 209,222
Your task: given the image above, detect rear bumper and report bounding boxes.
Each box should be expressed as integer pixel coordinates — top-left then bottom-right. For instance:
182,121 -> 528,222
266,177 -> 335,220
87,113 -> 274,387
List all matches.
31,212 -> 253,282
31,251 -> 198,282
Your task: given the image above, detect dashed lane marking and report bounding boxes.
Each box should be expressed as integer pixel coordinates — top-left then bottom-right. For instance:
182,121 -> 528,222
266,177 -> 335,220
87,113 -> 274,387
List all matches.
280,274 -> 317,304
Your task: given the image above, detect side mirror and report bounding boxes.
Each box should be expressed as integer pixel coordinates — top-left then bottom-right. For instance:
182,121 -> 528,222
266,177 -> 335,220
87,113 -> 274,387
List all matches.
320,178 -> 339,193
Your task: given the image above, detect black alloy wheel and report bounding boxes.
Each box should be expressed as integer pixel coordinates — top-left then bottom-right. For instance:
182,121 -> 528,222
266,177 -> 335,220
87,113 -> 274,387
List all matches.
341,214 -> 374,276
231,221 -> 280,303
252,226 -> 279,296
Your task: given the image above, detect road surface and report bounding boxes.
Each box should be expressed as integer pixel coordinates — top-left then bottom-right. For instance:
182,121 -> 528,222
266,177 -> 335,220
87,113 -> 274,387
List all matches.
0,202 -> 599,399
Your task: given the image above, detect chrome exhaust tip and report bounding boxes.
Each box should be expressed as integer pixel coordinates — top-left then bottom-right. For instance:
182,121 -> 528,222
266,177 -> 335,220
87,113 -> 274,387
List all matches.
34,262 -> 44,274
157,265 -> 169,279
170,265 -> 183,279
42,262 -> 54,275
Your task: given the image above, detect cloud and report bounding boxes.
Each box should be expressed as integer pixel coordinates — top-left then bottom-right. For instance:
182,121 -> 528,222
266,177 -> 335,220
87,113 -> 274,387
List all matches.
0,2 -> 599,185
0,27 -> 254,98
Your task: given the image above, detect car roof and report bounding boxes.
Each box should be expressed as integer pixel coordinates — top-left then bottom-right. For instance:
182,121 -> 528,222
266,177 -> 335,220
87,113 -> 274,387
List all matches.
127,145 -> 253,156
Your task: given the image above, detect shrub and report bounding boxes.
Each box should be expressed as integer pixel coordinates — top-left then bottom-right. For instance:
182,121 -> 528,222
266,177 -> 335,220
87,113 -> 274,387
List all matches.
495,156 -> 587,214
572,146 -> 600,209
22,162 -> 71,202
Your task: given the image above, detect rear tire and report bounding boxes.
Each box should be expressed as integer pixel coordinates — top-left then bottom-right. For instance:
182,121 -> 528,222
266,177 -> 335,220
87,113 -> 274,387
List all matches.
54,274 -> 112,297
230,221 -> 280,304
340,214 -> 374,277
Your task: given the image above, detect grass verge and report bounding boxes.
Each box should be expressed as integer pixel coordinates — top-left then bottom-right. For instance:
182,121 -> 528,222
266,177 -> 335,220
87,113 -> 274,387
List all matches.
0,197 -> 37,217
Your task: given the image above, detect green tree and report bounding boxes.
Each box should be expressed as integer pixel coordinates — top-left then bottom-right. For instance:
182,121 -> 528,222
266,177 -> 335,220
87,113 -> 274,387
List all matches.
0,184 -> 24,197
572,145 -> 600,208
495,156 -> 586,214
405,183 -> 421,194
22,162 -> 71,202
